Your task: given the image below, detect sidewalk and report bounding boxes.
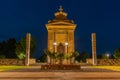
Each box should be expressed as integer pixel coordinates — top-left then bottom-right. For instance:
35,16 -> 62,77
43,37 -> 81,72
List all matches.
0,72 -> 120,80
0,66 -> 120,80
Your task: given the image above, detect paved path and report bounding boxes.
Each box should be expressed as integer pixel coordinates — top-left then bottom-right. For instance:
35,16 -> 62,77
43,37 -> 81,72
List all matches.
0,66 -> 120,80
0,72 -> 120,80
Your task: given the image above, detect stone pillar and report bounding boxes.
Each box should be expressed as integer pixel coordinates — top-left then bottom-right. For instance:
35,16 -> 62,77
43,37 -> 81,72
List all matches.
53,42 -> 57,52
47,56 -> 50,64
91,33 -> 97,65
25,33 -> 31,66
65,42 -> 68,64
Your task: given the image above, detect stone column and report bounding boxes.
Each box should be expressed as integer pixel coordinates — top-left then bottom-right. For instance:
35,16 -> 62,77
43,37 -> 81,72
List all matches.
53,42 -> 57,52
91,33 -> 97,65
65,42 -> 68,64
25,33 -> 31,66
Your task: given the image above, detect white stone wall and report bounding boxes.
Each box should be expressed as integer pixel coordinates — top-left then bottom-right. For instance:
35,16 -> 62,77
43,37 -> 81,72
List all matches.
0,59 -> 36,65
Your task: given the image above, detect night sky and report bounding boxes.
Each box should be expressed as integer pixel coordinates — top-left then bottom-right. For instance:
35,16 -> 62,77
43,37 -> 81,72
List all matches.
0,0 -> 120,58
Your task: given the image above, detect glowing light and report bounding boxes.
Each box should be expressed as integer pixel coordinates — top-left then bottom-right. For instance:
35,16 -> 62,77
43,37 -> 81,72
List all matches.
106,53 -> 110,58
65,42 -> 68,46
53,42 -> 57,46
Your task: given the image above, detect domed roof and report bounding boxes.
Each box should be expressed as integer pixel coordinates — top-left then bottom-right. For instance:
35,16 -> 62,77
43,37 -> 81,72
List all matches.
48,6 -> 74,24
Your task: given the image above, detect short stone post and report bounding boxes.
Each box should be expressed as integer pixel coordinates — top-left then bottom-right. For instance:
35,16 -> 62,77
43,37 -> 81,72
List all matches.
91,33 -> 97,65
25,33 -> 31,66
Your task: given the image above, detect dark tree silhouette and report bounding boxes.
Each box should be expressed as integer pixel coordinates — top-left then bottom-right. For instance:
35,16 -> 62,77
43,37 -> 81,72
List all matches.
114,48 -> 120,59
0,38 -> 17,58
75,52 -> 89,62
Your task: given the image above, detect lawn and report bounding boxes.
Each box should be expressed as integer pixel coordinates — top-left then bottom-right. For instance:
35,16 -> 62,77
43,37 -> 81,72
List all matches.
92,66 -> 120,71
0,66 -> 30,71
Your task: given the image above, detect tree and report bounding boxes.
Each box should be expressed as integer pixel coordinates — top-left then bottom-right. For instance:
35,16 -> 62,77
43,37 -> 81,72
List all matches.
0,38 -> 17,58
113,48 -> 120,59
102,53 -> 107,59
0,41 -> 6,57
43,49 -> 52,58
0,55 -> 6,59
76,52 -> 89,62
43,50 -> 80,64
70,51 -> 79,63
51,52 -> 58,64
5,38 -> 17,58
102,53 -> 110,59
64,54 -> 71,63
57,53 -> 65,64
16,36 -> 36,59
71,51 -> 79,58
43,49 -> 52,64
37,54 -> 47,62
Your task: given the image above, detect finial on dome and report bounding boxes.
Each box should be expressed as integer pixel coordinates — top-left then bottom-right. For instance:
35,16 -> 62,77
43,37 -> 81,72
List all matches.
55,5 -> 67,18
59,6 -> 63,12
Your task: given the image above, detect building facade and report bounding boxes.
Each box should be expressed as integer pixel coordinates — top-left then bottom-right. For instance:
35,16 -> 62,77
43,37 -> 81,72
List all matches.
46,6 -> 76,64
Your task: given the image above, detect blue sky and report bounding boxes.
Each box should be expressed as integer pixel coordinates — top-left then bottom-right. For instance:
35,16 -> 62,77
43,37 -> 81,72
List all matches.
0,0 -> 120,58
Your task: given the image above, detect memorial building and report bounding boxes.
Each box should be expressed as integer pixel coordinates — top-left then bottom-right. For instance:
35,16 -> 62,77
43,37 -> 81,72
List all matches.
46,6 -> 76,64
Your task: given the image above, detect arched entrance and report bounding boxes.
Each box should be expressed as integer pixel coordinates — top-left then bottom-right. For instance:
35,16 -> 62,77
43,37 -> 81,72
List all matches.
57,43 -> 65,53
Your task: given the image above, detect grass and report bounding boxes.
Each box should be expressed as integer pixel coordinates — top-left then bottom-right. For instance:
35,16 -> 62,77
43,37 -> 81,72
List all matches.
1,65 -> 120,72
92,66 -> 120,71
0,66 -> 30,71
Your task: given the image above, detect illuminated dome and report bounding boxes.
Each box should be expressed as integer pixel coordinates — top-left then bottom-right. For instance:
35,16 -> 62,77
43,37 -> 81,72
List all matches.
48,6 -> 74,24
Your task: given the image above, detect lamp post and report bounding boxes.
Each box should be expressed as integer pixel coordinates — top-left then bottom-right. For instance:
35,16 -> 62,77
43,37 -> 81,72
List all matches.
53,42 -> 57,64
65,42 -> 68,54
53,42 -> 57,52
65,42 -> 68,64
106,53 -> 110,59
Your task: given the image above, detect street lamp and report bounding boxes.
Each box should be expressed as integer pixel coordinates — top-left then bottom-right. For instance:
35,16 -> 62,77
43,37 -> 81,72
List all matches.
106,53 -> 110,59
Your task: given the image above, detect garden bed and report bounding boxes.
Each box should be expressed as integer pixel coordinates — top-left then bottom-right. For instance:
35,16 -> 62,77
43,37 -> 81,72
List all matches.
41,64 -> 81,70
